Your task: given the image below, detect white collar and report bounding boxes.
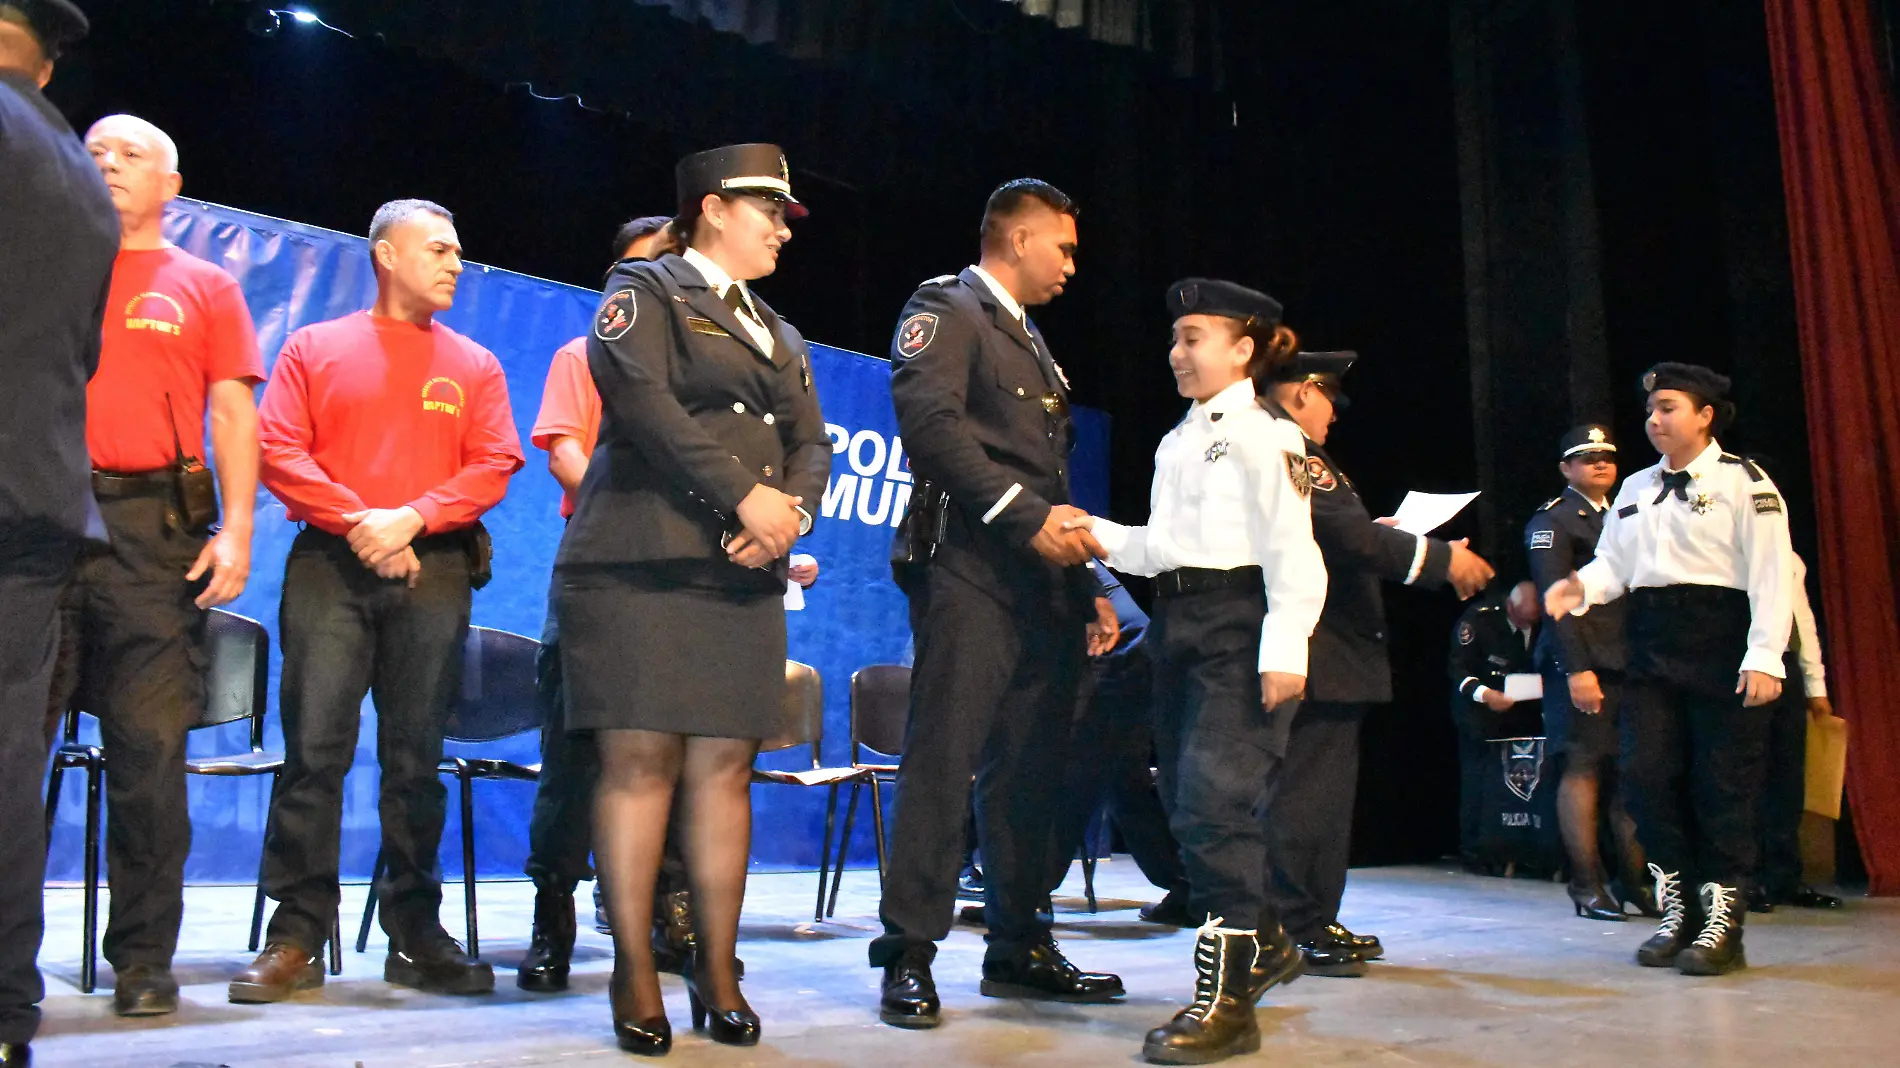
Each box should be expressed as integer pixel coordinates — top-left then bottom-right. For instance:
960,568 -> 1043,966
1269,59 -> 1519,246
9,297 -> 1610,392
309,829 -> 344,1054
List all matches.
967,264 -> 1025,322
1567,485 -> 1609,512
1196,378 -> 1258,423
684,246 -> 751,307
1663,440 -> 1724,479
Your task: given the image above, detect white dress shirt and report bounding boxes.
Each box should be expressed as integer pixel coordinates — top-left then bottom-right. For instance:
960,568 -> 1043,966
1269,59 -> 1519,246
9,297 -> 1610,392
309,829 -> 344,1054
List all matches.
1092,379 -> 1327,675
1576,439 -> 1794,678
683,246 -> 774,358
967,263 -> 1025,322
1789,552 -> 1826,698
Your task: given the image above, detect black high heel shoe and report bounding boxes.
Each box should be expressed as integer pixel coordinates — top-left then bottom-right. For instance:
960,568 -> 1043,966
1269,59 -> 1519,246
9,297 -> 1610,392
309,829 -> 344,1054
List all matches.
683,951 -> 760,1047
1568,880 -> 1627,922
610,972 -> 672,1057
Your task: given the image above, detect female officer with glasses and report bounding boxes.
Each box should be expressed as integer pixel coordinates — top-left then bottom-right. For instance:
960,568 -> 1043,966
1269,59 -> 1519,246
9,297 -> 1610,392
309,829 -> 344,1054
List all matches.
553,144 -> 830,1054
1546,362 -> 1794,977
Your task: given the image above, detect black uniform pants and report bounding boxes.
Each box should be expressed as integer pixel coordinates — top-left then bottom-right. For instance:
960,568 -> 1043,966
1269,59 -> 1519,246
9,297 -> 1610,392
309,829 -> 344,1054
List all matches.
1042,648 -> 1185,900
523,592 -> 598,889
1620,678 -> 1771,891
45,494 -> 209,971
871,565 -> 1086,967
1150,585 -> 1286,931
1263,701 -> 1367,942
1452,705 -> 1489,861
262,529 -> 471,952
1756,684 -> 1808,897
0,538 -> 75,1045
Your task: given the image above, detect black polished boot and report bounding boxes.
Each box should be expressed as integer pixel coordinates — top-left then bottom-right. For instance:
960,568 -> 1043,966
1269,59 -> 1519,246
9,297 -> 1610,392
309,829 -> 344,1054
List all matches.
1676,883 -> 1747,976
112,963 -> 181,1016
1635,864 -> 1698,968
1778,886 -> 1845,909
517,881 -> 577,992
1142,923 -> 1262,1065
385,928 -> 495,995
879,954 -> 940,1029
1248,921 -> 1304,1004
1297,929 -> 1368,978
1140,888 -> 1193,927
1324,923 -> 1384,961
1568,879 -> 1627,922
980,939 -> 1124,1003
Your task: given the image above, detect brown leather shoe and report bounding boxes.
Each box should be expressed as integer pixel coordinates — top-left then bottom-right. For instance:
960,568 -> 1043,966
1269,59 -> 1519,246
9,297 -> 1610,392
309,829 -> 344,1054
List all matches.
228,943 -> 324,1003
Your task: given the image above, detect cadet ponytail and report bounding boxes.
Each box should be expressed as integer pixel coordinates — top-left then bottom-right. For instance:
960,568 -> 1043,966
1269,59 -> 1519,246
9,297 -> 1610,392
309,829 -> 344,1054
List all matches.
1236,319 -> 1299,392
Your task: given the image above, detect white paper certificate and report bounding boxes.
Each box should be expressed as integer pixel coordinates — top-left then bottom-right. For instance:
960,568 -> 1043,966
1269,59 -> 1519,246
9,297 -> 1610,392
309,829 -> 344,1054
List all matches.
1390,491 -> 1481,535
1503,673 -> 1544,702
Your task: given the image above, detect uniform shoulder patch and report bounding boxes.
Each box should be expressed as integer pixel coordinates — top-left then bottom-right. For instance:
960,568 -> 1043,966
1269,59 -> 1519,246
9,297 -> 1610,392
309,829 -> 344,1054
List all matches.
1529,529 -> 1555,550
1539,496 -> 1563,512
1284,451 -> 1312,498
594,288 -> 638,341
1752,492 -> 1783,515
1305,454 -> 1337,492
1458,621 -> 1475,646
921,274 -> 958,287
1617,503 -> 1639,518
896,312 -> 939,357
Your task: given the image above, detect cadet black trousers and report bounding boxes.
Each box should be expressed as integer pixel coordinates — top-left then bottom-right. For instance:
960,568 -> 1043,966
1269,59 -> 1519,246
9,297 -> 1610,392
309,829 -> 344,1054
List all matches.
1620,586 -> 1769,891
1264,701 -> 1367,942
523,591 -> 598,890
871,564 -> 1086,967
0,537 -> 75,1045
46,493 -> 210,971
1150,582 -> 1288,931
1756,675 -> 1808,897
262,529 -> 471,952
1042,647 -> 1185,900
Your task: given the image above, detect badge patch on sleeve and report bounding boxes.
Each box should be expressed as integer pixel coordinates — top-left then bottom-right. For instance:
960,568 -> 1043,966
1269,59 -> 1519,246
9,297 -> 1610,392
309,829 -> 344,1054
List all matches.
1305,455 -> 1337,492
896,313 -> 939,356
1283,450 -> 1310,497
1458,622 -> 1474,646
1529,530 -> 1555,550
1617,504 -> 1639,518
1752,492 -> 1783,515
595,289 -> 638,341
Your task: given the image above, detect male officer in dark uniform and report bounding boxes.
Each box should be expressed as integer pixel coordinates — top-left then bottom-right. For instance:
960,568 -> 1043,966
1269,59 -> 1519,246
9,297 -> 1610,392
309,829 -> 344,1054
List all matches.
0,2 -> 117,1062
1262,352 -> 1496,975
1447,580 -> 1544,870
874,179 -> 1123,1029
1526,425 -> 1653,919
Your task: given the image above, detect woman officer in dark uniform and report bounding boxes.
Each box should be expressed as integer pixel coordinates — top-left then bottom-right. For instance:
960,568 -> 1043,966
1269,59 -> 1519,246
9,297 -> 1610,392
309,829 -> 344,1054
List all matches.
1546,363 -> 1793,977
553,144 -> 830,1054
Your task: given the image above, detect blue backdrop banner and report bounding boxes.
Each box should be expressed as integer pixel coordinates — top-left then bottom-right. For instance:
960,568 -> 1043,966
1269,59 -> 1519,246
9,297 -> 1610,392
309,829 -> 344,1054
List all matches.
45,198 -> 1108,885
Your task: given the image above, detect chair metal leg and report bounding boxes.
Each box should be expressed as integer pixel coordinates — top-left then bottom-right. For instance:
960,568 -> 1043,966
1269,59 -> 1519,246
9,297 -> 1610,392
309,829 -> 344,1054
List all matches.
329,910 -> 343,976
81,761 -> 102,994
869,777 -> 889,890
459,769 -> 478,958
1080,808 -> 1100,913
355,849 -> 386,953
813,782 -> 840,923
43,763 -> 65,857
250,769 -> 281,952
826,781 -> 861,919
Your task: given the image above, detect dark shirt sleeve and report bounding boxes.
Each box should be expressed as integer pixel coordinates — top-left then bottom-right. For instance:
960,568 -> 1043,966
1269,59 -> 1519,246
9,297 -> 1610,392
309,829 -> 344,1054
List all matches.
1449,606 -> 1489,698
587,275 -> 760,514
1525,510 -> 1590,672
889,285 -> 1052,546
1313,488 -> 1449,588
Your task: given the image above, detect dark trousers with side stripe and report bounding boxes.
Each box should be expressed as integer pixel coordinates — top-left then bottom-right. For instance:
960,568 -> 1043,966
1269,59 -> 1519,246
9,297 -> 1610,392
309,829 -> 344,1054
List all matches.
1263,701 -> 1367,942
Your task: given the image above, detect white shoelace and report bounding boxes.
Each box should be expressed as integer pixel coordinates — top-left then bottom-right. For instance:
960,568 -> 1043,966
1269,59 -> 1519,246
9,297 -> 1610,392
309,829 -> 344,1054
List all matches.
1184,916 -> 1255,1021
1692,884 -> 1738,949
1649,863 -> 1685,936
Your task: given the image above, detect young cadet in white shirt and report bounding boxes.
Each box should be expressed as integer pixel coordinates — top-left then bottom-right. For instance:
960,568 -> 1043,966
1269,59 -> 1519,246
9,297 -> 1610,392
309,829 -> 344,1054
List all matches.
1546,362 -> 1794,977
1067,279 -> 1326,1065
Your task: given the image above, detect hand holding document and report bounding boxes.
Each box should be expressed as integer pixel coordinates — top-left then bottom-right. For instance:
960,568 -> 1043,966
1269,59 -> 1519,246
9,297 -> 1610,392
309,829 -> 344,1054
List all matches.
1503,673 -> 1544,702
1389,491 -> 1481,536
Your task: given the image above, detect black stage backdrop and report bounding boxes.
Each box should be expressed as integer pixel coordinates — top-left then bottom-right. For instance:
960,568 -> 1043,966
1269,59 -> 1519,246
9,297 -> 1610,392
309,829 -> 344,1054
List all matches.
51,0 -> 1816,873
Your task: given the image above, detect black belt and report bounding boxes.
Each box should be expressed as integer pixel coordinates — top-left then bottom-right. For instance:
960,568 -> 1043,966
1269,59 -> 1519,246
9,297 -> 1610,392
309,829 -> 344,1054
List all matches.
90,469 -> 173,499
1152,565 -> 1262,599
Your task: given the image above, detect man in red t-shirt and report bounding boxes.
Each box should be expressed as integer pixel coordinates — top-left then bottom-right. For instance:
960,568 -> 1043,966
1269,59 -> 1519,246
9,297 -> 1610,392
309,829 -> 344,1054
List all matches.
232,199 -> 524,1004
44,114 -> 265,1018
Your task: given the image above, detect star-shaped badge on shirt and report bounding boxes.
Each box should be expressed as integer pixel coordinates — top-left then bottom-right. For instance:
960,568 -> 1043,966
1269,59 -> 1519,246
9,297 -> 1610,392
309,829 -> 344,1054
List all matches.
1205,438 -> 1230,463
1691,493 -> 1714,515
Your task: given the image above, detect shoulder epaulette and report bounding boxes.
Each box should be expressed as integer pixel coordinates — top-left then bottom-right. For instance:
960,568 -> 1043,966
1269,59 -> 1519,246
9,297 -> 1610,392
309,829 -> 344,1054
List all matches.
921,274 -> 958,287
1538,496 -> 1563,512
1719,453 -> 1766,481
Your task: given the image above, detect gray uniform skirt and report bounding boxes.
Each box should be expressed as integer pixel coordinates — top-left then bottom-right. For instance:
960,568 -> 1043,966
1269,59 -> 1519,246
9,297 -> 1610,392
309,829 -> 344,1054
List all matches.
555,564 -> 785,739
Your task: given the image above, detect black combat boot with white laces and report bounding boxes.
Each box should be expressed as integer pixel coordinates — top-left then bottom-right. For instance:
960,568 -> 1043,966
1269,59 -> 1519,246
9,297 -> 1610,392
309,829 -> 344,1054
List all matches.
1635,864 -> 1699,968
1676,882 -> 1747,976
1142,920 -> 1262,1065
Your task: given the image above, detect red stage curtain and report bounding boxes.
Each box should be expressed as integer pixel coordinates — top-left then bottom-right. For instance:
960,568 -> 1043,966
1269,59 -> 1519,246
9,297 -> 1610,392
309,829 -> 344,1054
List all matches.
1763,0 -> 1900,894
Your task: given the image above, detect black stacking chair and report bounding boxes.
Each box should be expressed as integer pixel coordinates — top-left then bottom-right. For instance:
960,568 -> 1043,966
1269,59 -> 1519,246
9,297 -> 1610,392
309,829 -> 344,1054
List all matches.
750,660 -> 882,923
44,609 -> 341,993
822,664 -> 908,918
355,625 -> 540,959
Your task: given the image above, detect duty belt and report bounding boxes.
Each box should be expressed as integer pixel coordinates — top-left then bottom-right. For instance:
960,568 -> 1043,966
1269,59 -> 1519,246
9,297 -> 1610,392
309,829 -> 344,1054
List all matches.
1152,564 -> 1263,599
90,469 -> 173,499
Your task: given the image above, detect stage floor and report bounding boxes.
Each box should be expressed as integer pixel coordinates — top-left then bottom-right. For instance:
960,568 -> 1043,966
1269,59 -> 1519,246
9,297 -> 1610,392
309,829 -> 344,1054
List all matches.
33,861 -> 1894,1067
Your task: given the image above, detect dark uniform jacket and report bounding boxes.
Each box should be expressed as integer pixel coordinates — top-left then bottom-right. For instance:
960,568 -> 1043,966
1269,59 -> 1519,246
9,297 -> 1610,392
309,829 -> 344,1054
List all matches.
1303,440 -> 1453,703
888,268 -> 1099,609
556,253 -> 831,593
1447,599 -> 1543,739
0,71 -> 119,548
1524,486 -> 1627,675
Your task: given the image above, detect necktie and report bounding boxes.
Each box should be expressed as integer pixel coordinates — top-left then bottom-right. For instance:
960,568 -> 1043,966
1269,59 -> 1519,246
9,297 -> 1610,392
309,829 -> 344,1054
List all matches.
724,285 -> 760,325
1655,469 -> 1692,504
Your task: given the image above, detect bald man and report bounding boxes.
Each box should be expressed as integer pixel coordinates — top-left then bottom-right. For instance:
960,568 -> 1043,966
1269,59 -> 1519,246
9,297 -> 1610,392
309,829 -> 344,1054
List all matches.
43,114 -> 265,1017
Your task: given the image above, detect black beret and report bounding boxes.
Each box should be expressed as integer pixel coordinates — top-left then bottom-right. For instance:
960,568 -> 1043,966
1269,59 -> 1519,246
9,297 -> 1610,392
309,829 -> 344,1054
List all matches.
676,143 -> 806,219
1270,350 -> 1358,408
1641,361 -> 1730,402
1559,423 -> 1616,459
1167,277 -> 1283,327
9,0 -> 88,57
